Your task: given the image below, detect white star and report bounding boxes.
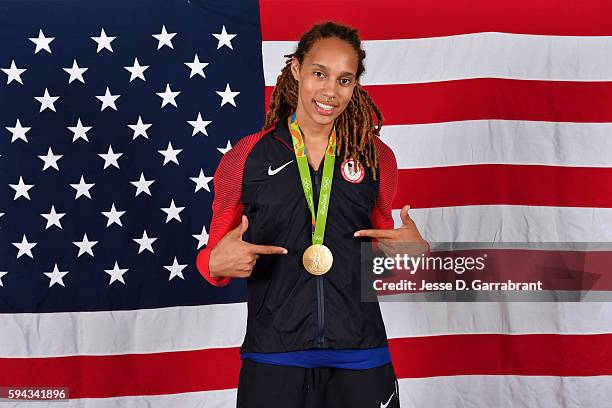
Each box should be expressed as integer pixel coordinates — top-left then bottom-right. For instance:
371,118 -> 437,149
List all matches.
29,29 -> 54,54
212,25 -> 236,50
95,87 -> 120,111
164,257 -> 187,281
2,60 -> 27,84
101,203 -> 126,227
192,225 -> 209,249
185,54 -> 209,78
38,147 -> 63,171
133,230 -> 157,254
130,172 -> 155,197
187,112 -> 212,136
9,176 -> 34,200
127,116 -> 152,140
12,234 -> 37,259
105,261 -> 128,285
70,175 -> 95,199
6,119 -> 31,143
41,205 -> 66,229
73,233 -> 98,257
34,88 -> 60,112
161,199 -> 184,223
62,59 -> 88,84
98,145 -> 123,169
0,271 -> 7,287
44,264 -> 69,288
190,169 -> 213,192
217,140 -> 233,154
156,83 -> 180,108
124,57 -> 149,82
67,118 -> 92,142
158,141 -> 182,166
152,25 -> 176,49
91,28 -> 116,53
216,83 -> 240,107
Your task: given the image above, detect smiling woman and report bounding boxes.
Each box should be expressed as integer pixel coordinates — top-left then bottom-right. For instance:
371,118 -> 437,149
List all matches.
195,20 -> 428,408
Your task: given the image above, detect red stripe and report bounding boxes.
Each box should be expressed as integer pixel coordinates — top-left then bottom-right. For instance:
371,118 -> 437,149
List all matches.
394,164 -> 612,209
259,0 -> 612,40
0,347 -> 241,398
389,334 -> 612,378
2,334 -> 611,397
265,79 -> 612,125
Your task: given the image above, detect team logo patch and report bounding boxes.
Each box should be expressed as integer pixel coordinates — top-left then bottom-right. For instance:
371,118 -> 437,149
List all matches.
340,158 -> 364,183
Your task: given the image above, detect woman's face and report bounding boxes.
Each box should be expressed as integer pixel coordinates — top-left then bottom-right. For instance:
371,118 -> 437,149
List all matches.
291,37 -> 359,130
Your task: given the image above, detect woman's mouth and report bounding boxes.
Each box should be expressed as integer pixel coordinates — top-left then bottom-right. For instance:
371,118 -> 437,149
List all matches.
314,100 -> 336,116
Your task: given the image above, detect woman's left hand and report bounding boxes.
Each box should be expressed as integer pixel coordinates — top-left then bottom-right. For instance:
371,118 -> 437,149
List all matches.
354,205 -> 429,257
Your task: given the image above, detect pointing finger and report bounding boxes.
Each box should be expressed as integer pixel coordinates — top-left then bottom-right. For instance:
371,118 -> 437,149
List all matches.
353,229 -> 394,239
246,243 -> 288,255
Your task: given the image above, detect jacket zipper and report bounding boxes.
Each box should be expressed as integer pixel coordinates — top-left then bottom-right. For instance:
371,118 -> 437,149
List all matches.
313,168 -> 325,347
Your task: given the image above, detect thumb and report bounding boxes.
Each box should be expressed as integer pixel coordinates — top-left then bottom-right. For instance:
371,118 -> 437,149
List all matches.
232,215 -> 249,239
400,205 -> 412,226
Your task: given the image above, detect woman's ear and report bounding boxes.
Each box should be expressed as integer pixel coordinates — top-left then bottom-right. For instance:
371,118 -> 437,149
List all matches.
290,57 -> 300,81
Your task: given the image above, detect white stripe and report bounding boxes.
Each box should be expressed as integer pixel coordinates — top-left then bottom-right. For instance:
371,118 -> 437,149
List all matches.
4,376 -> 609,407
0,303 -> 247,358
0,389 -> 237,407
381,302 -> 612,338
397,376 -> 612,408
382,121 -> 612,168
262,33 -> 612,86
2,300 -> 612,358
396,206 -> 612,242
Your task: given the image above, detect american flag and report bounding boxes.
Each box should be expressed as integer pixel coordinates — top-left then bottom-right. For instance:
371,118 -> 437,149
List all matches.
1,0 -> 612,406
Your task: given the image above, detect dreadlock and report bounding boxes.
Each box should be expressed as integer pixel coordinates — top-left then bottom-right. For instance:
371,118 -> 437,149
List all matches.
263,21 -> 384,180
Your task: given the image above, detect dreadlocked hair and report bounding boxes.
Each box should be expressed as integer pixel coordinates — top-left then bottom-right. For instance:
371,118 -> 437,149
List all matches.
263,21 -> 384,181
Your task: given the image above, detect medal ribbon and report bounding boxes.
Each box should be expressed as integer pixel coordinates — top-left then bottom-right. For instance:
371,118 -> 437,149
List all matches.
289,111 -> 336,245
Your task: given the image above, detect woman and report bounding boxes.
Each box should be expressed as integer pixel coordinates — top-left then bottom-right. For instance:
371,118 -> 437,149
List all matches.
196,21 -> 428,408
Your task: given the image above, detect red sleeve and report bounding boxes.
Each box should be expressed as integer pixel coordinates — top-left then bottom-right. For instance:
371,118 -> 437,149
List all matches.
195,131 -> 265,287
370,138 -> 398,251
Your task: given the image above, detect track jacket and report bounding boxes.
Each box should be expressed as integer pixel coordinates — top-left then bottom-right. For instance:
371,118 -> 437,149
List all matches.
196,117 -> 398,354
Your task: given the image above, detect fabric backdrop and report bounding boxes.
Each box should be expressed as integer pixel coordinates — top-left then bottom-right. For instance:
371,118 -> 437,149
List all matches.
1,0 -> 611,406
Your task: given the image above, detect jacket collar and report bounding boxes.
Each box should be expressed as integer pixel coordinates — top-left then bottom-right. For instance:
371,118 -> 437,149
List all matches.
272,115 -> 294,152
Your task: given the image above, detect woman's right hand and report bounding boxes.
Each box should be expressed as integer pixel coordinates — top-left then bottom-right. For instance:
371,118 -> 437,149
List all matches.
209,215 -> 288,278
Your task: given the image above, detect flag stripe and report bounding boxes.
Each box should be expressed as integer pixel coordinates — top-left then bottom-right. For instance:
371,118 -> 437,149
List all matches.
394,375 -> 612,408
2,334 -> 611,397
393,165 -> 612,209
265,80 -> 612,125
263,35 -> 612,86
396,206 -> 612,242
380,122 -> 612,169
259,0 -> 612,40
4,302 -> 612,358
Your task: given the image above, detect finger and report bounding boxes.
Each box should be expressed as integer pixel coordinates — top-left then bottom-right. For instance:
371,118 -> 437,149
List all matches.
399,205 -> 412,226
353,229 -> 395,239
246,243 -> 289,255
230,215 -> 248,239
238,215 -> 249,237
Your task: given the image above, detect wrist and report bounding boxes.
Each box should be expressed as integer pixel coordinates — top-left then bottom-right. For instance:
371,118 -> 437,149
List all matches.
209,248 -> 218,278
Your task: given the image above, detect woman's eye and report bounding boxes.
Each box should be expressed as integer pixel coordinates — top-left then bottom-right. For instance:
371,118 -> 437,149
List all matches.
340,78 -> 352,85
313,71 -> 324,78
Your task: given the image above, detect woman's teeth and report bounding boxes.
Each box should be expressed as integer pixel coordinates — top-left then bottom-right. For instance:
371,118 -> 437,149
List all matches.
315,101 -> 334,112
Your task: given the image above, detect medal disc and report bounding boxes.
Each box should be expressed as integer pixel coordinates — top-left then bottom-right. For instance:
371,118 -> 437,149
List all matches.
302,244 -> 333,275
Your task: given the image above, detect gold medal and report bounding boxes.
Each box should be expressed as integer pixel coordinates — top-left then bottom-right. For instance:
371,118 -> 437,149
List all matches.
302,244 -> 333,275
